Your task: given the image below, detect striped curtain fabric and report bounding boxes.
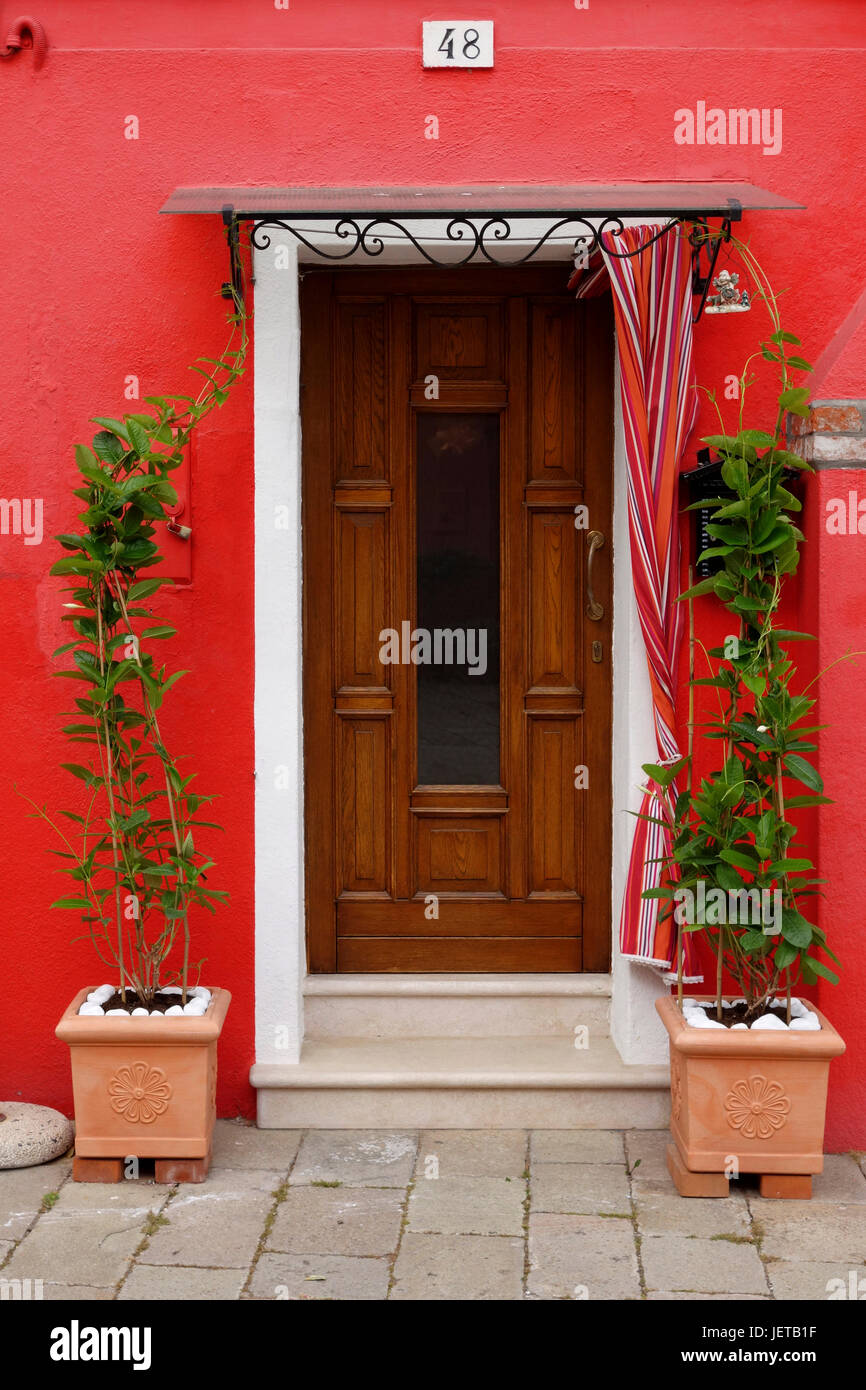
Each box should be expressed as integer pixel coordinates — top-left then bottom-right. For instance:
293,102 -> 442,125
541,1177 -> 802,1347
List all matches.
596,223 -> 701,978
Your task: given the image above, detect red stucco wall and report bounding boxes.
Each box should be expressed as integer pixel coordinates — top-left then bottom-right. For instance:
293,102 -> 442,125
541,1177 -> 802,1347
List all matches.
1,1 -> 864,1144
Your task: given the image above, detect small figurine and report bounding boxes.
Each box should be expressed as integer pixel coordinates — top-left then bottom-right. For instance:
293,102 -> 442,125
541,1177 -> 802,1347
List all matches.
705,268 -> 751,313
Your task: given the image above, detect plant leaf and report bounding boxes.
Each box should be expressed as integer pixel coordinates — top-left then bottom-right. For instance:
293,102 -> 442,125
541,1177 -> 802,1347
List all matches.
784,754 -> 823,794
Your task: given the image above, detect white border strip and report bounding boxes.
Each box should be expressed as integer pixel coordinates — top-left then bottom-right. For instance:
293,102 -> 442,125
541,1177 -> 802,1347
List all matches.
254,237 -> 305,1064
251,230 -> 667,1088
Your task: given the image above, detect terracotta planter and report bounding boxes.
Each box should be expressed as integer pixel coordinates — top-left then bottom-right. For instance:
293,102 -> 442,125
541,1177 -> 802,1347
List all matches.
56,987 -> 230,1172
656,995 -> 844,1196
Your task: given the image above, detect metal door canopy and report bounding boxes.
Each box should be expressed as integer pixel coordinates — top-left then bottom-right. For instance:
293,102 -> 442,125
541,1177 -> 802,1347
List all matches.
160,182 -> 803,317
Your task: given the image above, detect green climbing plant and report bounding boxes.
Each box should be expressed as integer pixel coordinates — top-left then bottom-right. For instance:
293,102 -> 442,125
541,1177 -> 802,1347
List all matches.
22,294 -> 248,1006
641,236 -> 846,1024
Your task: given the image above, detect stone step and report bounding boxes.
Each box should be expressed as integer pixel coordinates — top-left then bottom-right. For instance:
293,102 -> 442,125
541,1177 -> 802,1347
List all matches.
251,1035 -> 670,1130
303,973 -> 612,1040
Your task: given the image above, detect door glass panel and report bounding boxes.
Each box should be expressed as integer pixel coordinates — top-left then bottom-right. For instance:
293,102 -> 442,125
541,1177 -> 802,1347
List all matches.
416,412 -> 500,785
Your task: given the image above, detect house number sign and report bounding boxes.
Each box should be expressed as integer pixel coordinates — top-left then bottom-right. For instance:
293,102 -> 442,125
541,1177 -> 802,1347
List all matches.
422,21 -> 494,68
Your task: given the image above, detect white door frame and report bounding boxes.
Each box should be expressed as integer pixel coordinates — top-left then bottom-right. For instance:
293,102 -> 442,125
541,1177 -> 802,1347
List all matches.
251,228 -> 668,1092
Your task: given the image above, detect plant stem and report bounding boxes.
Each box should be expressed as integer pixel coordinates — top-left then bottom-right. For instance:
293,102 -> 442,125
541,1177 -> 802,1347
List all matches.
786,971 -> 792,1026
95,594 -> 127,1003
110,575 -> 191,1004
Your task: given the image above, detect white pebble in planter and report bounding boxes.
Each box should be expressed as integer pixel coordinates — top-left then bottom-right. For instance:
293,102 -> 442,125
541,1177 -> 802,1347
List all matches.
77,988 -> 213,1017
86,985 -> 114,1006
683,998 -> 821,1032
751,1013 -> 788,1031
786,997 -> 810,1019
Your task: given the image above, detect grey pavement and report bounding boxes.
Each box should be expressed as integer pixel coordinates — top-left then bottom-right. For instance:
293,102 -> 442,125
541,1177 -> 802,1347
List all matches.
1,1122 -> 864,1300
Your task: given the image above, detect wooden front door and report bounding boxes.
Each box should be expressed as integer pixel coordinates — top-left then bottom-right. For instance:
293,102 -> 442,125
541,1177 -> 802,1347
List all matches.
302,266 -> 613,973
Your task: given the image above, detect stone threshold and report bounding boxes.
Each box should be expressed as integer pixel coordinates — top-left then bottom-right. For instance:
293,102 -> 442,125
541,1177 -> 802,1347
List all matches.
251,1036 -> 669,1129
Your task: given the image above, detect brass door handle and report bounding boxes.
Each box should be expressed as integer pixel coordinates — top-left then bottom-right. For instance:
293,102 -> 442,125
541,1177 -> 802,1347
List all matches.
586,530 -> 605,621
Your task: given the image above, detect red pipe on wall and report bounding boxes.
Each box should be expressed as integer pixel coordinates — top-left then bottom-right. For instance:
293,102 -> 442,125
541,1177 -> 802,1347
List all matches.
0,15 -> 47,67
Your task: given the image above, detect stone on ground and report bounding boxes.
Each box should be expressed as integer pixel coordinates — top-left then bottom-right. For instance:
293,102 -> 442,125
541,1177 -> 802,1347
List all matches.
0,1102 -> 73,1170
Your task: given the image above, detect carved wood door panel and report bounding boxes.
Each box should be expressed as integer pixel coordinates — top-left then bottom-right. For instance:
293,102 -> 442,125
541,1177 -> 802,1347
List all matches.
302,266 -> 613,972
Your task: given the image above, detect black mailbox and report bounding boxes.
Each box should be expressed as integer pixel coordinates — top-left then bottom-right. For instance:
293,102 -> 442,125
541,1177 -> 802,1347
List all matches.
680,446 -> 806,580
680,448 -> 730,578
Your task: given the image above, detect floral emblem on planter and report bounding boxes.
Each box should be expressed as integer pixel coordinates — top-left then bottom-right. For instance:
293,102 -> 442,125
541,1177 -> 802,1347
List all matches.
108,1062 -> 172,1124
724,1075 -> 790,1140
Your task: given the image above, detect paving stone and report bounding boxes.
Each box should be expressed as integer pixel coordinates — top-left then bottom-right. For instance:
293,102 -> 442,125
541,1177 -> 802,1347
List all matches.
391,1233 -> 523,1300
527,1212 -> 640,1300
765,1260 -> 866,1301
137,1169 -> 281,1269
267,1185 -> 404,1257
49,1181 -> 172,1214
416,1130 -> 526,1178
647,1291 -> 770,1300
624,1130 -> 672,1193
212,1120 -> 302,1172
2,1212 -> 143,1287
290,1131 -> 417,1188
530,1162 -> 630,1215
531,1130 -> 625,1165
407,1175 -> 525,1236
119,1265 -> 246,1300
635,1192 -> 751,1238
0,1273 -> 50,1299
641,1233 -> 768,1295
806,1156 -> 866,1204
5,1126 -> 855,1303
0,1159 -> 72,1241
248,1251 -> 390,1300
40,1284 -> 115,1301
754,1204 -> 866,1265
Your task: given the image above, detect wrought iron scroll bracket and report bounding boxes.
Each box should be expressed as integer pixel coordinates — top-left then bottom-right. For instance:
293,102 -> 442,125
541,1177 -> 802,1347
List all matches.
689,208 -> 737,324
219,204 -> 742,324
